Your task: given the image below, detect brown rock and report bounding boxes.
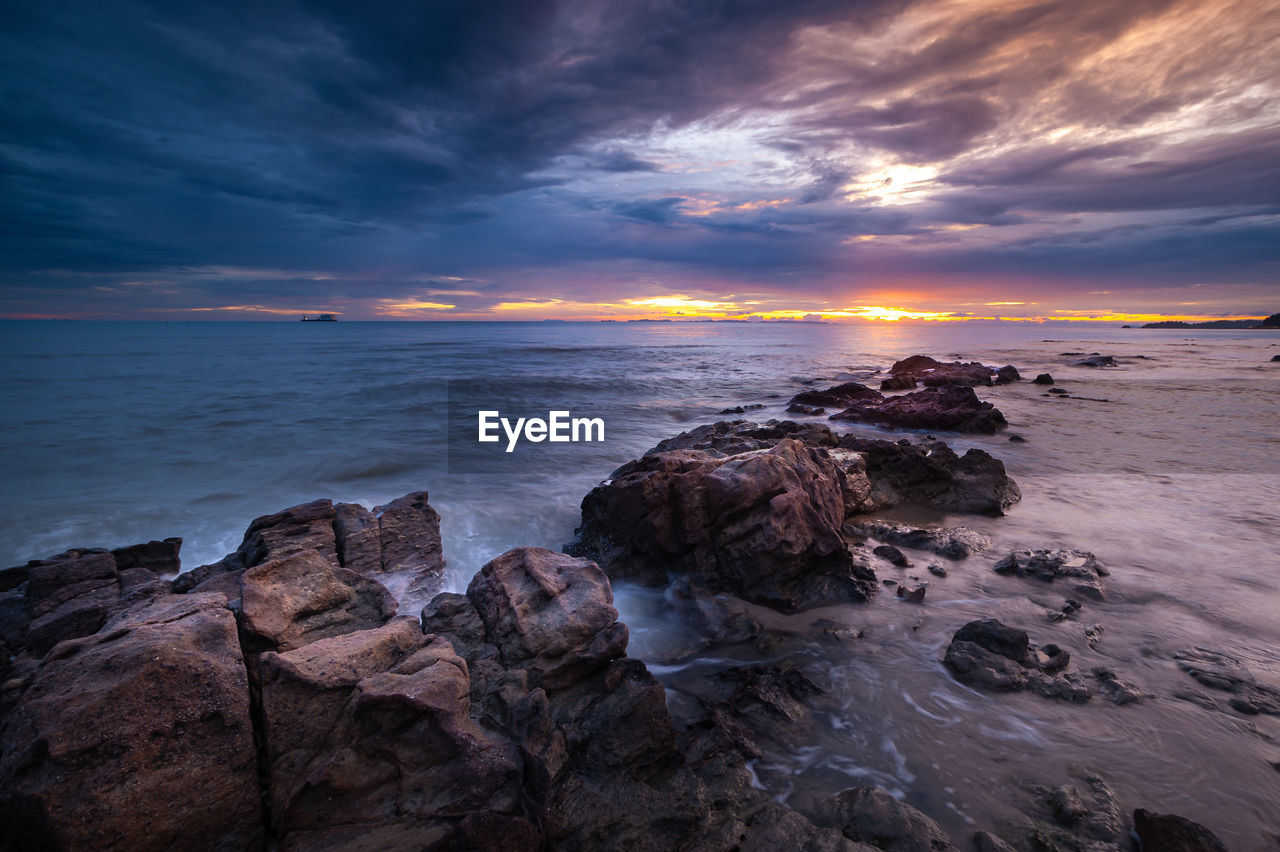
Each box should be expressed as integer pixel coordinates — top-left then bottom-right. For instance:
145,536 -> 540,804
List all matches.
111,537 -> 182,576
238,498 -> 339,569
831,386 -> 1008,434
238,550 -> 396,652
372,490 -> 446,600
333,501 -> 382,575
809,786 -> 959,852
468,547 -> 628,689
1132,808 -> 1227,852
0,593 -> 263,851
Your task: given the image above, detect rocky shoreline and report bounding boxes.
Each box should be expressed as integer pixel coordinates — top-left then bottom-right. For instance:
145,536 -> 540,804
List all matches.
0,355 -> 1249,851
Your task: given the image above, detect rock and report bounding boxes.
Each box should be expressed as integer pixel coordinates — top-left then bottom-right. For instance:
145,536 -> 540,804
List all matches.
992,549 -> 1108,600
880,374 -> 917,391
789,382 -> 885,411
1174,647 -> 1280,715
1048,785 -> 1087,824
1048,387 -> 1069,395
788,402 -> 827,415
666,578 -> 763,644
567,439 -> 878,612
856,522 -> 992,559
238,497 -> 340,569
1271,354 -> 1280,362
971,831 -> 1017,852
238,549 -> 397,652
889,355 -> 1000,387
333,501 -> 382,575
1074,355 -> 1117,367
995,365 -> 1020,384
720,403 -> 765,414
467,547 -> 628,689
1008,434 -> 1026,443
1132,808 -> 1227,852
927,563 -> 947,578
22,550 -> 133,655
742,803 -> 877,851
842,437 -> 1021,516
874,544 -> 912,567
944,619 -> 1090,702
809,786 -> 959,852
0,594 -> 263,851
111,537 -> 182,576
896,584 -> 926,603
370,491 -> 446,601
831,386 -> 1008,434
1032,373 -> 1054,385
1090,667 -> 1148,705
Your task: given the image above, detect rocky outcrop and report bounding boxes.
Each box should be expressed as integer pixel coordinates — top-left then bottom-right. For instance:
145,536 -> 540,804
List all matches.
888,355 -> 1002,387
567,438 -> 877,612
1174,647 -> 1280,716
854,521 -> 992,559
807,786 -> 959,852
944,619 -> 1091,702
0,593 -> 263,851
992,548 -> 1109,600
174,492 -> 446,607
1132,809 -> 1228,851
789,381 -> 884,410
1032,373 -> 1054,385
1074,355 -> 1117,367
831,386 -> 1008,434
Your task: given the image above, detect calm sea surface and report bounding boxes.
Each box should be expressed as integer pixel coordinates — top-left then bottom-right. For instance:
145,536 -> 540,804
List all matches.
2,320 -> 1278,846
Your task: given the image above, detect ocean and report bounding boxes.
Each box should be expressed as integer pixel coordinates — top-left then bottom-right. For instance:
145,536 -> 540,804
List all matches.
2,319 -> 1278,846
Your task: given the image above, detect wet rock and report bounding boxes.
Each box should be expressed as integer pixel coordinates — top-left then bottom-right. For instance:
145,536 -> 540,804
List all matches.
238,497 -> 340,569
371,490 -> 447,600
889,354 -> 1000,388
879,374 -> 917,391
831,386 -> 1008,434
721,403 -> 765,414
971,831 -> 1017,852
928,563 -> 947,578
995,365 -> 1020,384
857,521 -> 992,559
1132,808 -> 1227,852
1271,354 -> 1280,362
567,439 -> 877,612
238,549 -> 397,652
1048,388 -> 1069,395
1032,373 -> 1054,385
1008,434 -> 1026,442
992,548 -> 1109,600
1090,667 -> 1149,705
874,544 -> 912,567
1048,785 -> 1087,825
468,547 -> 628,689
0,594 -> 263,851
788,402 -> 827,415
809,786 -> 960,852
714,665 -> 824,750
789,381 -> 885,410
896,584 -> 927,603
741,803 -> 878,851
843,437 -> 1021,516
1174,647 -> 1280,715
666,578 -> 763,644
332,501 -> 382,574
944,619 -> 1091,702
1074,355 -> 1117,367
111,537 -> 182,576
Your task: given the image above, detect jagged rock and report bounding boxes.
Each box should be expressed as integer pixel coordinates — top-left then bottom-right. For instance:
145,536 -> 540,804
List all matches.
0,594 -> 262,851
789,382 -> 884,410
880,374 -> 917,391
1174,647 -> 1280,715
874,544 -> 912,567
371,491 -> 445,599
856,521 -> 992,559
1090,667 -> 1149,705
666,577 -> 763,644
741,803 -> 878,851
971,830 -> 1017,852
237,498 -> 340,569
841,437 -> 1021,515
1132,809 -> 1227,852
238,550 -> 397,652
1074,355 -> 1117,367
995,365 -> 1020,384
333,501 -> 382,575
944,619 -> 1091,702
831,386 -> 1008,434
111,537 -> 182,575
720,403 -> 765,414
1032,373 -> 1054,385
809,786 -> 959,852
788,402 -> 827,415
992,549 -> 1108,600
889,355 -> 999,387
567,439 -> 877,612
467,547 -> 628,689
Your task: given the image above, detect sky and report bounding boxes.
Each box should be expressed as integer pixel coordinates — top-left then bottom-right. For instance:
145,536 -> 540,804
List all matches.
1,0 -> 1277,322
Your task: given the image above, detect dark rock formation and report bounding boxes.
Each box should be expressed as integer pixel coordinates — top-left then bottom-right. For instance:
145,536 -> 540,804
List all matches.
807,786 -> 959,852
720,403 -> 765,414
1174,647 -> 1280,715
1132,808 -> 1228,851
854,521 -> 992,559
787,402 -> 826,415
944,619 -> 1091,702
995,365 -> 1020,384
111,537 -> 182,575
889,354 -> 1000,387
0,593 -> 262,851
788,381 -> 884,410
1032,373 -> 1054,385
1073,355 -> 1117,367
873,544 -> 912,567
992,549 -> 1109,600
1090,667 -> 1149,705
879,374 -> 917,391
567,439 -> 877,612
1271,354 -> 1280,362
830,386 -> 1008,434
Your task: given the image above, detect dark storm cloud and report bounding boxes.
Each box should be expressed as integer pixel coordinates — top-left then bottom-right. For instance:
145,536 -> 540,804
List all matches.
1,0 -> 1277,317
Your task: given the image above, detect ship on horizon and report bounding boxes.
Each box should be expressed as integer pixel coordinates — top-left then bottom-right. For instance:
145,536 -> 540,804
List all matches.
300,313 -> 338,322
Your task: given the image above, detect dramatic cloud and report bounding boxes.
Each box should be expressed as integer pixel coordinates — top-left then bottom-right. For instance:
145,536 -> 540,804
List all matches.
1,0 -> 1276,320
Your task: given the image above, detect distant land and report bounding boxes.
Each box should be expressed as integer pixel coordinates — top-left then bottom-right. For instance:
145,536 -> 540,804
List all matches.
1142,313 -> 1280,329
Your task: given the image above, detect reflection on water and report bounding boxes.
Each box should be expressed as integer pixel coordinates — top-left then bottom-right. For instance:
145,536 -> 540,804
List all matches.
2,320 -> 1278,846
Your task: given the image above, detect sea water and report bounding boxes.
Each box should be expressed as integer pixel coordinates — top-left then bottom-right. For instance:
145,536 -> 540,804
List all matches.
2,319 -> 1278,846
